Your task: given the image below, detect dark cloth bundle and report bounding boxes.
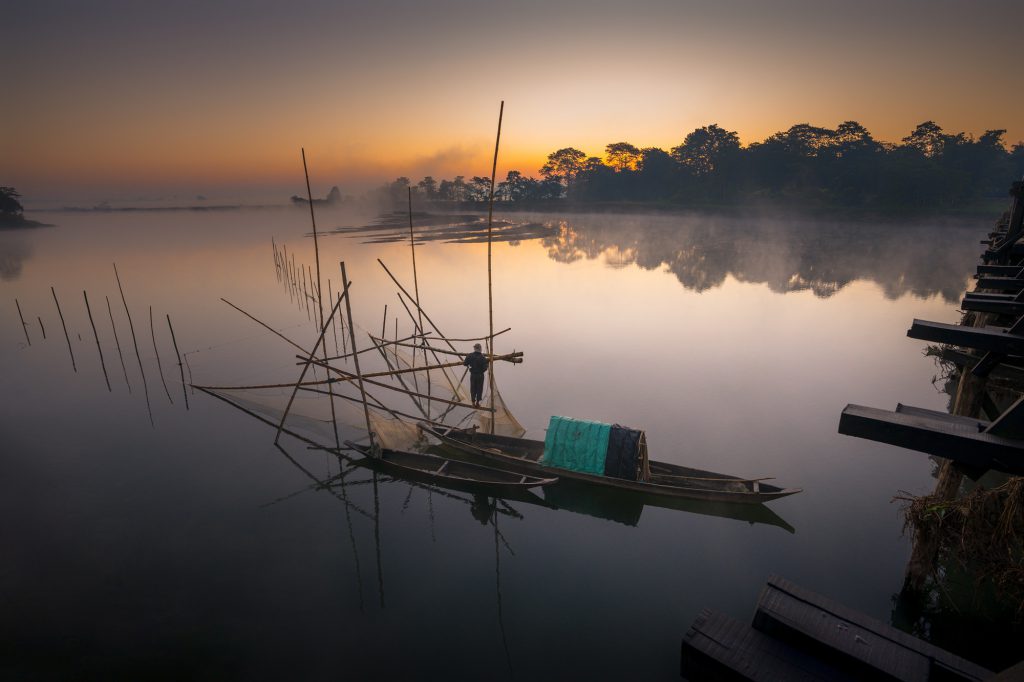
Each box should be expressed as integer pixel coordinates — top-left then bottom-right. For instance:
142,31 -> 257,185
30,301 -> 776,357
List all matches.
604,424 -> 642,480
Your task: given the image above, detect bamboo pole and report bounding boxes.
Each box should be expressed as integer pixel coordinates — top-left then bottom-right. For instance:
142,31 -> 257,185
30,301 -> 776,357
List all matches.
341,261 -> 378,456
221,298 -> 308,355
485,101 -> 504,433
408,187 -> 431,419
328,279 -> 339,355
377,259 -> 458,352
106,295 -> 132,392
83,291 -> 111,391
114,263 -> 153,426
166,314 -> 189,409
339,355 -> 494,411
149,306 -> 174,404
274,278 -> 349,444
51,287 -> 76,372
37,316 -> 46,339
14,298 -> 30,345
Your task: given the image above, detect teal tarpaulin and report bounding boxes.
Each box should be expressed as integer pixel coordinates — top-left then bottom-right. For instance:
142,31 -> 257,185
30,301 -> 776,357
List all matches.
540,416 -> 611,475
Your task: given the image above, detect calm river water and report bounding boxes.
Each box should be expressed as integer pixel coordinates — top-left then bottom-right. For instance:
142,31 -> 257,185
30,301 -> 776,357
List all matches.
0,206 -> 994,679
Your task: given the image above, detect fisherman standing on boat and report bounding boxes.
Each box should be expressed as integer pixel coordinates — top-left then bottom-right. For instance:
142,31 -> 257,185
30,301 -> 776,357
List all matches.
463,343 -> 489,408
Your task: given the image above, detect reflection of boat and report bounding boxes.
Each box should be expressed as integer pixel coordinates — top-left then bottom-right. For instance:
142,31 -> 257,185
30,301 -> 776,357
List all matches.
420,423 -> 802,505
344,440 -> 558,493
541,479 -> 797,533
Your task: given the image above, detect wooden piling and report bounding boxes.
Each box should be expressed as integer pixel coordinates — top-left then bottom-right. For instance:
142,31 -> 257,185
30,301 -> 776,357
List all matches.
14,298 -> 30,345
149,306 -> 174,404
166,314 -> 189,410
106,295 -> 132,392
485,101 -> 504,433
114,263 -> 153,426
51,287 -> 76,372
83,291 -> 111,391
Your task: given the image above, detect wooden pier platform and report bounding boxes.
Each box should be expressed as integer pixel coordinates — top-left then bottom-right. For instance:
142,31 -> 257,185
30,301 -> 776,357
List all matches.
681,576 -> 994,681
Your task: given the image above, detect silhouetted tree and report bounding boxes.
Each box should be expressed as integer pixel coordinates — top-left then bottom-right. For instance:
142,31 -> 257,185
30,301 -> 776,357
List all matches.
605,142 -> 641,172
539,148 -> 587,194
0,187 -> 24,218
671,125 -> 740,175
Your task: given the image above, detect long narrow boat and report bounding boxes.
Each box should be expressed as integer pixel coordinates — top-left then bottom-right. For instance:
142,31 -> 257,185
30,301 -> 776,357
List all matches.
344,440 -> 558,493
418,423 -> 801,505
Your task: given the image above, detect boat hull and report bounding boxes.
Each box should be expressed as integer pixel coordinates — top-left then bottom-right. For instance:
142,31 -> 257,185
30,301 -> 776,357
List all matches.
420,424 -> 800,505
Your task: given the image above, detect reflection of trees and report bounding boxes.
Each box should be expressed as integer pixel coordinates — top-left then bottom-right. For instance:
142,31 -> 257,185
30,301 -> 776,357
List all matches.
0,233 -> 32,281
537,214 -> 978,302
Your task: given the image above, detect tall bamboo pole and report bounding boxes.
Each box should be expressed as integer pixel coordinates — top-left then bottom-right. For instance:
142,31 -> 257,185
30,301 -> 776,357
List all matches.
14,298 -> 30,345
409,187 -> 431,418
485,101 -> 504,433
166,314 -> 189,409
149,306 -> 173,404
114,263 -> 153,426
341,261 -> 378,455
51,287 -> 76,372
274,280 -> 349,444
83,291 -> 111,391
106,295 -> 131,392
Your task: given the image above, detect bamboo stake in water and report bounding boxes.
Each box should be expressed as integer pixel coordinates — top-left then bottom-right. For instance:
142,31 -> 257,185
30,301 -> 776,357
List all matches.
106,295 -> 131,392
328,279 -> 339,355
485,100 -> 504,433
51,287 -> 76,372
114,263 -> 153,426
166,314 -> 189,410
149,306 -> 174,404
37,316 -> 46,339
83,291 -> 111,392
15,298 -> 31,345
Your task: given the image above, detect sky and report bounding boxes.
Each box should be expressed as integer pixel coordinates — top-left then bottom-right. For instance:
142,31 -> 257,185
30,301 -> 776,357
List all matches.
4,0 -> 1023,204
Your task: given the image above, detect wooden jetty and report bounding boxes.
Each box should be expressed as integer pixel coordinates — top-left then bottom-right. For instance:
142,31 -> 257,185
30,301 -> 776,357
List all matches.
680,575 -> 994,681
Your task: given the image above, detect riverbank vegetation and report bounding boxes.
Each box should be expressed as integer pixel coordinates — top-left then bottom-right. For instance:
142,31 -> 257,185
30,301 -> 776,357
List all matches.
373,121 -> 1024,212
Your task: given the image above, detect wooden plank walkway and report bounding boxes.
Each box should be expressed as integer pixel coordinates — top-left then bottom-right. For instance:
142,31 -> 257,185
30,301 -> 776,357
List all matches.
681,609 -> 857,681
907,319 -> 1024,356
837,403 -> 1024,476
753,576 -> 992,682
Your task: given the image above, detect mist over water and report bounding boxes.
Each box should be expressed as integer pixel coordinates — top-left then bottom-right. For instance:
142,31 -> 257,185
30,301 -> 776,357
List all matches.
0,206 -> 991,678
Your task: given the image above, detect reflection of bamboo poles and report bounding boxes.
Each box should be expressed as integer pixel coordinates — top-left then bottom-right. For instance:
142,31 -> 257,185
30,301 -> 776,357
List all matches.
166,314 -> 189,409
106,295 -> 131,392
114,263 -> 153,426
149,306 -> 174,404
83,291 -> 111,391
485,101 -> 504,434
372,471 -> 385,608
14,298 -> 30,345
51,287 -> 76,371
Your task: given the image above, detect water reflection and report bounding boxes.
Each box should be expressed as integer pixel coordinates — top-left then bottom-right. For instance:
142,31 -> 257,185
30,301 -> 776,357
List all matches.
333,211 -> 978,302
0,230 -> 34,281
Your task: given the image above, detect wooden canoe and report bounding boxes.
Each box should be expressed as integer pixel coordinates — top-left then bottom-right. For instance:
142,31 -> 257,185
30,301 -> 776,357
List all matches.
418,423 -> 801,505
344,440 -> 558,492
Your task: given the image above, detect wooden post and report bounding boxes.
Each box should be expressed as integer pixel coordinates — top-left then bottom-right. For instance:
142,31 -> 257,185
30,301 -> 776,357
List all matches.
149,306 -> 174,404
106,295 -> 132,392
51,287 -> 76,372
341,262 -> 377,455
114,263 -> 153,426
166,314 -> 189,410
485,101 -> 504,433
14,298 -> 30,345
83,291 -> 111,391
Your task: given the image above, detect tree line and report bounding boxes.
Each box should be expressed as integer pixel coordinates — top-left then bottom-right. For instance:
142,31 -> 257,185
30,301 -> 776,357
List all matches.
372,121 -> 1024,210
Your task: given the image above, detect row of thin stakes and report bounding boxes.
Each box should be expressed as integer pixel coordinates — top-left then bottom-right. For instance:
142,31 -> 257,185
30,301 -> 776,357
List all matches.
272,236 -> 349,358
13,262 -> 190,424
